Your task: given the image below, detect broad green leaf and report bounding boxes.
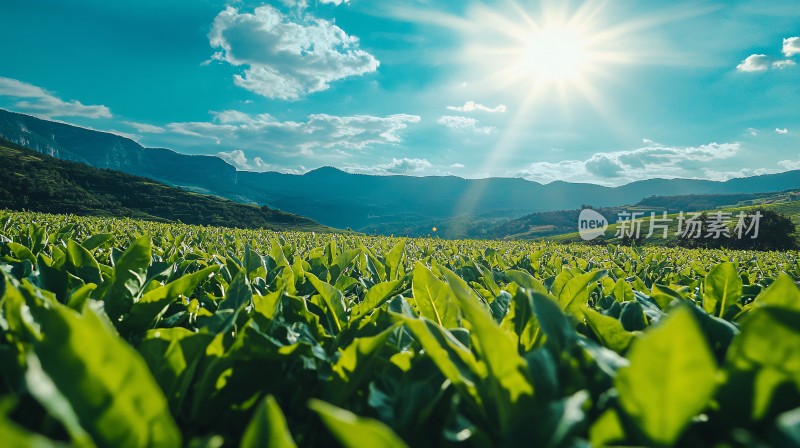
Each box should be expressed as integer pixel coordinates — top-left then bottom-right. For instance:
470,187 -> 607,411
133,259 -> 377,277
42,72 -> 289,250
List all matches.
66,283 -> 97,311
751,273 -> 800,312
137,328 -> 214,412
489,290 -> 511,323
612,279 -> 634,303
558,270 -> 606,316
103,236 -> 152,321
269,239 -> 290,268
590,408 -> 625,447
241,395 -> 297,448
329,248 -> 361,283
385,239 -> 406,281
507,289 -> 539,352
305,272 -> 348,332
726,308 -> 800,420
81,234 -> 113,251
219,270 -> 253,311
550,269 -> 576,297
411,263 -> 459,328
615,306 -> 717,446
198,271 -> 253,335
351,279 -> 403,321
703,262 -> 742,318
330,325 -> 397,403
121,265 -> 218,334
531,292 -> 574,355
7,242 -> 36,264
399,317 -> 482,400
506,270 -> 549,295
582,307 -> 634,353
650,284 -> 686,310
66,239 -> 102,285
440,266 -> 534,429
309,399 -> 409,448
28,301 -> 181,447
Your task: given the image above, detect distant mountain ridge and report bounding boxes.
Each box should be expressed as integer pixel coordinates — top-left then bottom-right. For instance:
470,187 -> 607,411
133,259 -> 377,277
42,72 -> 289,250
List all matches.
0,110 -> 238,193
0,137 -> 329,232
3,108 -> 800,236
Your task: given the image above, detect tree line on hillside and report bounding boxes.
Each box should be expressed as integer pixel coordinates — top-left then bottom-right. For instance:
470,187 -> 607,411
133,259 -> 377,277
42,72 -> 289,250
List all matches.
0,139 -> 323,231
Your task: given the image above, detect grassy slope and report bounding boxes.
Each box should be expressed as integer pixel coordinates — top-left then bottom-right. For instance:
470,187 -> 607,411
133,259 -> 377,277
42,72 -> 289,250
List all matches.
0,138 -> 332,232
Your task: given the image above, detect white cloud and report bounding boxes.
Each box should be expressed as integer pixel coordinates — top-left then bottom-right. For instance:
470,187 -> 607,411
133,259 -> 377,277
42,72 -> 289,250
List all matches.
779,158 -> 800,171
123,121 -> 166,134
437,115 -> 494,134
702,167 -> 778,181
510,142 -> 741,185
446,101 -> 506,113
208,6 -> 379,100
746,128 -> 758,136
776,128 -> 789,134
737,37 -> 800,72
163,110 -> 420,156
0,77 -> 111,119
783,37 -> 800,57
449,163 -> 465,169
217,149 -> 305,173
510,160 -> 588,184
344,157 -> 433,175
773,59 -> 797,69
736,54 -> 770,72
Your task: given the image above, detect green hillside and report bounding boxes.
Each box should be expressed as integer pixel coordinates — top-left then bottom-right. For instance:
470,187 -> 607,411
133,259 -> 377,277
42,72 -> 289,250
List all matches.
547,197 -> 800,249
0,138 -> 331,232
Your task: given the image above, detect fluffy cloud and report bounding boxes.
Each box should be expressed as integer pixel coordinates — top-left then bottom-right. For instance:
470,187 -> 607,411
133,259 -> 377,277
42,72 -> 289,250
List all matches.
736,54 -> 770,72
783,37 -> 800,57
123,121 -> 166,134
510,142 -> 741,185
208,6 -> 379,100
773,59 -> 797,69
344,157 -> 433,175
776,128 -> 789,135
0,77 -> 111,119
446,101 -> 507,113
437,115 -> 494,134
449,163 -> 465,169
217,149 -> 305,173
737,37 -> 800,72
779,158 -> 800,171
510,160 -> 588,184
157,110 -> 420,156
702,167 -> 778,181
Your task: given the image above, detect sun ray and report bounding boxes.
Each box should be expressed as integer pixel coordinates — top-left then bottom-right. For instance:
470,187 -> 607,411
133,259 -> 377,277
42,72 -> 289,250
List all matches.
381,0 -> 714,218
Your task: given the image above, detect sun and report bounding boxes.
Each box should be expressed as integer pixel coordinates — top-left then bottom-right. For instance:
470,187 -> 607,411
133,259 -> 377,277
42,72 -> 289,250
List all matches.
518,26 -> 590,81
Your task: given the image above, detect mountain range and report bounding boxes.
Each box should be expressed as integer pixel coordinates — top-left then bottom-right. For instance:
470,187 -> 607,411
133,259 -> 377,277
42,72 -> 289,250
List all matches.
0,137 -> 328,232
3,108 -> 799,237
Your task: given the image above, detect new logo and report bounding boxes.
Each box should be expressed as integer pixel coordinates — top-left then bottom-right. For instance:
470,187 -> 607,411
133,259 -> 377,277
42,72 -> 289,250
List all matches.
578,209 -> 608,241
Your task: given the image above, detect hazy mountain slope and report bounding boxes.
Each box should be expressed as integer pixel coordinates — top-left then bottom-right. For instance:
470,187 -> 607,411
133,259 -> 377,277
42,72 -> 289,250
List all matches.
3,108 -> 800,235
0,138 -> 330,232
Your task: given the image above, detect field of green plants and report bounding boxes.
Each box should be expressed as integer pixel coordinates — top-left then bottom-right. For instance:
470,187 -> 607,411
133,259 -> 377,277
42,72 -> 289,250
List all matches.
1,211 -> 799,447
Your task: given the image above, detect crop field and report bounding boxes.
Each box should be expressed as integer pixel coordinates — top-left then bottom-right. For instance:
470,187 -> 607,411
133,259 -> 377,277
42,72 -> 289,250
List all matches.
1,211 -> 799,447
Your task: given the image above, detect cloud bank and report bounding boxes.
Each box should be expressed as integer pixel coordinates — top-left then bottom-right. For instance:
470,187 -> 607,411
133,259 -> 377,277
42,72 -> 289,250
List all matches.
0,77 -> 111,119
208,5 -> 379,100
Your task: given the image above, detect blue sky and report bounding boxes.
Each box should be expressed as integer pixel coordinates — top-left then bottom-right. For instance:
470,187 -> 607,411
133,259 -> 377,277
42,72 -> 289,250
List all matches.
1,0 -> 798,185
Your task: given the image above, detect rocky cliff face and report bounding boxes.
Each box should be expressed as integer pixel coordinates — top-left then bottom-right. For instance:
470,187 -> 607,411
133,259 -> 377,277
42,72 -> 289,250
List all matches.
0,109 -> 238,192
